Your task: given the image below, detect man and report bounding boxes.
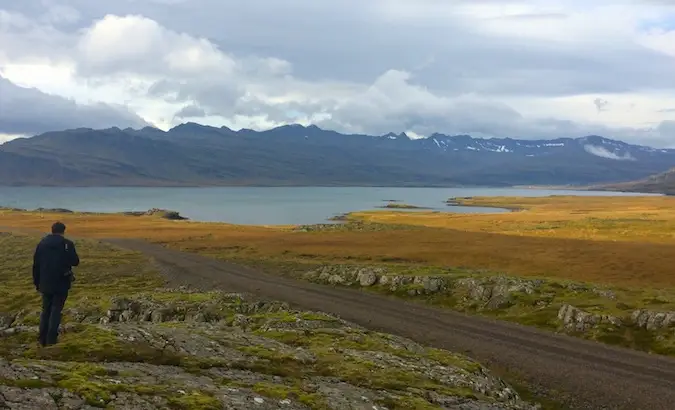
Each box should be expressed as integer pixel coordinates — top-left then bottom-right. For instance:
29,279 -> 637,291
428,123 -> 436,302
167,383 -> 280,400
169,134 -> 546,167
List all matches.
32,222 -> 79,346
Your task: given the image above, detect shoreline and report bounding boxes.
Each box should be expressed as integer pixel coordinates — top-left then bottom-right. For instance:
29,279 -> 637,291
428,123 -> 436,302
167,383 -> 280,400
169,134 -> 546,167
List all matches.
2,191 -> 663,226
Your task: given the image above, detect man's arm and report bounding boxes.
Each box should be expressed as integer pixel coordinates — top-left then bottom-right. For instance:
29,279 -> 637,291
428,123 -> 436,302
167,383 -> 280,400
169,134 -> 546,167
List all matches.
67,240 -> 80,267
32,243 -> 40,290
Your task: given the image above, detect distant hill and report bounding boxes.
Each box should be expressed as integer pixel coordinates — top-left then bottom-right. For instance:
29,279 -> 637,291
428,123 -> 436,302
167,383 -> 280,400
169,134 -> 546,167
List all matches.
2,123 -> 675,187
593,168 -> 675,195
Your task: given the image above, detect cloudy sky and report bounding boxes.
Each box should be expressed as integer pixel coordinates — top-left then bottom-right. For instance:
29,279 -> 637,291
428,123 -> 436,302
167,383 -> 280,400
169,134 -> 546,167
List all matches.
1,0 -> 675,146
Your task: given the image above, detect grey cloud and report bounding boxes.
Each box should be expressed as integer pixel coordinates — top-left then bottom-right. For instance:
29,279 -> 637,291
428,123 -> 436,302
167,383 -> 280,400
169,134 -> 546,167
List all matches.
659,108 -> 675,112
0,76 -> 150,135
594,98 -> 609,112
658,120 -> 675,135
1,1 -> 675,147
4,0 -> 675,98
0,9 -> 76,60
173,104 -> 206,118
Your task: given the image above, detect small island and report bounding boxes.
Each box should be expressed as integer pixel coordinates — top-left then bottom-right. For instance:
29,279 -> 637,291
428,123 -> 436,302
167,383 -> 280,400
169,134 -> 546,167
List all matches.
445,196 -> 473,206
378,202 -> 430,210
121,208 -> 188,220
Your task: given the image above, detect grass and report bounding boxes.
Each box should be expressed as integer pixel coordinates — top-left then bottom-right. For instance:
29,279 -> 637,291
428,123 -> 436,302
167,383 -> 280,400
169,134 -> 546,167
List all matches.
3,197 -> 675,352
0,231 -> 549,409
4,196 -> 675,288
3,196 -> 672,407
0,232 -> 163,314
356,195 -> 675,244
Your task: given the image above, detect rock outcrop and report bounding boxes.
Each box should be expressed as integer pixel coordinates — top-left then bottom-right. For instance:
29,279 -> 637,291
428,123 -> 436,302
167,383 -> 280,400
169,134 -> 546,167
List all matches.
556,305 -> 675,332
0,290 -> 538,410
301,264 -> 675,342
304,266 -> 546,310
631,309 -> 675,330
556,305 -> 623,331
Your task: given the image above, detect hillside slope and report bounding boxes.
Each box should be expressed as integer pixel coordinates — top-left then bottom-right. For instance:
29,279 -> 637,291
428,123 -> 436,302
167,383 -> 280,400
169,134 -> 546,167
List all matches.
594,167 -> 675,195
2,123 -> 675,186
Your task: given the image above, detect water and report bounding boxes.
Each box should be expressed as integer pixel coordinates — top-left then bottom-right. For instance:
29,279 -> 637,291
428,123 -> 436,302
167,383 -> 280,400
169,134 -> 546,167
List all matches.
0,187 -> 658,225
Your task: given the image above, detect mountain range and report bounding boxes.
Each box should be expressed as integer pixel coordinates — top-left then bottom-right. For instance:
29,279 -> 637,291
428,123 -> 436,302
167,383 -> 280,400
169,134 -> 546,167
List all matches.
1,123 -> 674,188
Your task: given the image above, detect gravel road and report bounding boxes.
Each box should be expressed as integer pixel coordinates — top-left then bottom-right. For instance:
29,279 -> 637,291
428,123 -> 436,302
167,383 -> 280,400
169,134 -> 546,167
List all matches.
77,238 -> 675,409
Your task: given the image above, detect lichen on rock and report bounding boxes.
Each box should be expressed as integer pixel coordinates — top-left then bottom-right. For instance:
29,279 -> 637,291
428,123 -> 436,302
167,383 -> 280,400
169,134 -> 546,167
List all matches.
631,309 -> 675,330
0,290 -> 538,410
556,304 -> 623,332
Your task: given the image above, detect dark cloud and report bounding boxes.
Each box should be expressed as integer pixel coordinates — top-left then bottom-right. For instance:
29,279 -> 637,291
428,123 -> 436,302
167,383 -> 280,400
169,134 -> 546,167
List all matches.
0,76 -> 150,135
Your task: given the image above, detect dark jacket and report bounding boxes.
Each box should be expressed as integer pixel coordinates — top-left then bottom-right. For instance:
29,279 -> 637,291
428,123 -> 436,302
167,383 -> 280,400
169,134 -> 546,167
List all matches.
32,234 -> 80,294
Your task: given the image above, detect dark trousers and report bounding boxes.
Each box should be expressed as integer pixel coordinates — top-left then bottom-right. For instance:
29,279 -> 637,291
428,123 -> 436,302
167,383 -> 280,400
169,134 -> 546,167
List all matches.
39,292 -> 68,346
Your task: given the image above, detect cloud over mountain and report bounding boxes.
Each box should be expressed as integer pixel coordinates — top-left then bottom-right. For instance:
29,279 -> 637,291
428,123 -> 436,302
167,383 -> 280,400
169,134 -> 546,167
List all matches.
0,1 -> 674,145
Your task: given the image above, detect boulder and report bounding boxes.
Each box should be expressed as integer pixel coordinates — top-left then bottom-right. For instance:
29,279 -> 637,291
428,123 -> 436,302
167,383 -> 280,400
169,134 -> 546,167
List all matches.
421,277 -> 446,293
357,271 -> 378,287
455,277 -> 542,310
631,309 -> 675,330
557,304 -> 623,331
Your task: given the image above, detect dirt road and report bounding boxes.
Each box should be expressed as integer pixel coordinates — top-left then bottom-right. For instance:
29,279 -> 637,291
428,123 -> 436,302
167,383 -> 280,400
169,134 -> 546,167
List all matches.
103,239 -> 675,409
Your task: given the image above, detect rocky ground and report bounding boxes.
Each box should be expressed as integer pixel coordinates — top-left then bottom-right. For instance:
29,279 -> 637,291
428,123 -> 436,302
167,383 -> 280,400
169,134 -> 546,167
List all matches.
0,289 -> 539,410
301,265 -> 675,355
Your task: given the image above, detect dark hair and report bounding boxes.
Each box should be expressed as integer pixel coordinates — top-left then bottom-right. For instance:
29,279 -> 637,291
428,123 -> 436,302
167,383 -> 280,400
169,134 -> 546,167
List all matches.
51,222 -> 66,234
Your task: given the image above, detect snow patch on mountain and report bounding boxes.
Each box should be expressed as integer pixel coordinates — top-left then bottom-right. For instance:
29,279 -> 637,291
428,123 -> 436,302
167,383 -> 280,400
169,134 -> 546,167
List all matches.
583,144 -> 636,161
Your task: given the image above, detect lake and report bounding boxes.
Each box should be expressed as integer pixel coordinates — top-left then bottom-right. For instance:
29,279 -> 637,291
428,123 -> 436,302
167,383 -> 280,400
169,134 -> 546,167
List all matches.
0,187 -> 657,225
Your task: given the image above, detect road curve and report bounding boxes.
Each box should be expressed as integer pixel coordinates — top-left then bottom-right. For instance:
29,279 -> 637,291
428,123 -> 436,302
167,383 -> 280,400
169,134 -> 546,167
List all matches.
107,238 -> 675,410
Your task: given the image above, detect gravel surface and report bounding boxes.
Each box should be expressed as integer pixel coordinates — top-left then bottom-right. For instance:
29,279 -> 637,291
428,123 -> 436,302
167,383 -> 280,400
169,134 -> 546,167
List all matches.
66,238 -> 675,409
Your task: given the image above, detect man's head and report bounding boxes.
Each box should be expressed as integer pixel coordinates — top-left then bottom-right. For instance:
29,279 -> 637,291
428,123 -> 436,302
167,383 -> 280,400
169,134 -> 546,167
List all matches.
51,222 -> 66,235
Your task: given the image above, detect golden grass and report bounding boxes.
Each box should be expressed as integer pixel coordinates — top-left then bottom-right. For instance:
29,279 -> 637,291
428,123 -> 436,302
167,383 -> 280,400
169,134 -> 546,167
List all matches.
2,195 -> 675,289
353,195 -> 675,243
0,232 -> 163,314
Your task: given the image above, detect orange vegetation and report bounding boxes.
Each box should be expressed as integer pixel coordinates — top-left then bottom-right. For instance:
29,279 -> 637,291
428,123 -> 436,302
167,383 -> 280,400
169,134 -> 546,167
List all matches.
1,195 -> 675,289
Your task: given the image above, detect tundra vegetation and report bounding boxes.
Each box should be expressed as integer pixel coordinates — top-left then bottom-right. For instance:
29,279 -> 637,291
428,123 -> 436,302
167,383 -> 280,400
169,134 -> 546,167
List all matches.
0,233 -> 537,409
1,196 -> 674,368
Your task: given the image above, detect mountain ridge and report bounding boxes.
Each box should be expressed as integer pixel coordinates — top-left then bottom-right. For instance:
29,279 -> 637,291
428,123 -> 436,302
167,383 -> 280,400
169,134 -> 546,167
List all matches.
1,122 -> 674,187
593,167 -> 675,195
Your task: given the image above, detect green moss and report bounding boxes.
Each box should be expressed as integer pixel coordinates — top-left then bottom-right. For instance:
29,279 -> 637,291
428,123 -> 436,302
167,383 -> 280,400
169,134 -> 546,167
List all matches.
250,311 -> 299,323
313,350 -> 479,399
258,328 -> 484,375
299,312 -> 338,322
235,346 -> 307,378
251,382 -> 324,407
51,363 -> 127,407
425,348 -> 482,373
16,325 -> 193,369
0,377 -> 54,389
149,292 -> 220,304
2,359 -> 218,409
377,396 -> 442,410
167,392 -> 222,410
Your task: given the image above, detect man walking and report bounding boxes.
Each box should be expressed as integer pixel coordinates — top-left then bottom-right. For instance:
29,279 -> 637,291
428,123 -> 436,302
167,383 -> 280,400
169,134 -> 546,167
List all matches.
33,222 -> 79,346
